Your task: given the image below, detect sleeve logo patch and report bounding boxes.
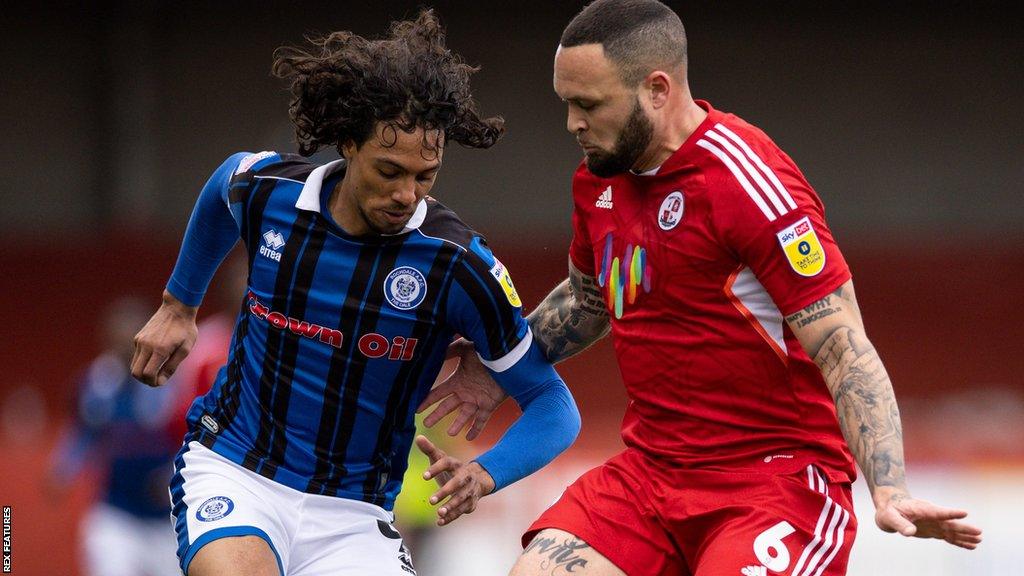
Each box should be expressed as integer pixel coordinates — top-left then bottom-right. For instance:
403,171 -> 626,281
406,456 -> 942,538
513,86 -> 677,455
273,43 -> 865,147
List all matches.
235,151 -> 276,175
489,259 -> 522,308
776,216 -> 826,277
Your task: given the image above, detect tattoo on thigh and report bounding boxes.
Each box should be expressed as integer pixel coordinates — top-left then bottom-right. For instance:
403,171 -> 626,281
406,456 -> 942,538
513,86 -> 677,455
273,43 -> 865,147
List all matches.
522,536 -> 590,573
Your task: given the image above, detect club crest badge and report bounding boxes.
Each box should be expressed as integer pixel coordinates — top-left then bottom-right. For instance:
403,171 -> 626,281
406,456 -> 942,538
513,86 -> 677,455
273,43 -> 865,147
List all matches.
384,266 -> 427,310
658,191 -> 685,230
776,216 -> 826,277
196,496 -> 234,522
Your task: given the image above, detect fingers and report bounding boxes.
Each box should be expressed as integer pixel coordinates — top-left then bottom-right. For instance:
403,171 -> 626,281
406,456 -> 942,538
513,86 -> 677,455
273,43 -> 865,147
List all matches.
465,407 -> 495,441
420,394 -> 462,428
130,341 -> 153,385
446,403 -> 478,437
876,507 -> 916,536
432,474 -> 480,526
158,345 -> 191,386
414,435 -> 445,464
437,493 -> 478,526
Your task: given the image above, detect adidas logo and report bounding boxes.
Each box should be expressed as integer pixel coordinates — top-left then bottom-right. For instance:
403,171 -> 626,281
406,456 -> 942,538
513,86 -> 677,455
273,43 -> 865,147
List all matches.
740,566 -> 766,576
595,186 -> 613,209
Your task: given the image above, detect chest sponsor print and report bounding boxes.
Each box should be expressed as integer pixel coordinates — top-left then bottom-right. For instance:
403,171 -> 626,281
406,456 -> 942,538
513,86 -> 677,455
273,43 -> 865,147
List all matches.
597,233 -> 652,319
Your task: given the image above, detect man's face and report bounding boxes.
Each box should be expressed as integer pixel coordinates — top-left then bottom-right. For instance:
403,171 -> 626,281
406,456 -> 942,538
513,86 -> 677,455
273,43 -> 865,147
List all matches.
554,44 -> 653,177
342,123 -> 443,235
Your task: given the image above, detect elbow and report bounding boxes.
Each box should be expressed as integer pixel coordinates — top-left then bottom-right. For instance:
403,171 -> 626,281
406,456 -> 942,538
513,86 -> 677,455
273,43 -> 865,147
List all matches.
558,384 -> 582,450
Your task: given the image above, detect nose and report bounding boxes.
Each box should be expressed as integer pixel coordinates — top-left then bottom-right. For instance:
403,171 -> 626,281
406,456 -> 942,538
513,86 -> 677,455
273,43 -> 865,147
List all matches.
392,178 -> 418,208
567,108 -> 587,135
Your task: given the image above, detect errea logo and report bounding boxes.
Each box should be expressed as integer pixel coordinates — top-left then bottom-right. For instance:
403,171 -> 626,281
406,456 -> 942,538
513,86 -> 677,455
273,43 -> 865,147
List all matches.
260,229 -> 285,262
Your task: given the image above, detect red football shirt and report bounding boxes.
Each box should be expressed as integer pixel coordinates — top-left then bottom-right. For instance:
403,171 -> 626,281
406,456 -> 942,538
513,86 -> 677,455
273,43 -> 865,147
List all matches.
569,101 -> 856,482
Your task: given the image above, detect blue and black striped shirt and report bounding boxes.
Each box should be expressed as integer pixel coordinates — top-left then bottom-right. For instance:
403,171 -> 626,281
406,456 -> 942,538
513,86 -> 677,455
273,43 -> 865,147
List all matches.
169,152 -> 577,509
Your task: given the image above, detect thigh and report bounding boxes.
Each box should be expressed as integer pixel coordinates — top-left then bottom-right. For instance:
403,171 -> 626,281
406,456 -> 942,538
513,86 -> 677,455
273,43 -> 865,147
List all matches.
685,466 -> 858,576
511,529 -> 625,576
521,451 -> 686,576
170,441 -> 290,576
189,535 -> 280,576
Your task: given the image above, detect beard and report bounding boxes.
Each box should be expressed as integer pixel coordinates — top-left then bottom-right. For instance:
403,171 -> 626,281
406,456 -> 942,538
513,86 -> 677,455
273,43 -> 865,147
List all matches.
584,99 -> 654,178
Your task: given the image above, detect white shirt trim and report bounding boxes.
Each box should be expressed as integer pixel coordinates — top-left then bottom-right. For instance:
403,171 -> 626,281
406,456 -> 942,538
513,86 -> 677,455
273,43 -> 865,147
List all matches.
478,328 -> 534,373
294,159 -> 347,212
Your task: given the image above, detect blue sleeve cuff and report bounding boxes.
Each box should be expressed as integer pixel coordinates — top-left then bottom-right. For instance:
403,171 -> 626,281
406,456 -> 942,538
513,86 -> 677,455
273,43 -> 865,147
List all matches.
472,339 -> 580,492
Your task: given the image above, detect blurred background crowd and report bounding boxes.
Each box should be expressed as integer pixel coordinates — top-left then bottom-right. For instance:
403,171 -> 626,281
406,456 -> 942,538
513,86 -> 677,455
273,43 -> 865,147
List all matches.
1,1 -> 1020,574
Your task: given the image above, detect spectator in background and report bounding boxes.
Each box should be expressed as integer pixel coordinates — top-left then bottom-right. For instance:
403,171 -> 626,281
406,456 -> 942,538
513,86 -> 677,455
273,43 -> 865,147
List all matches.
48,296 -> 180,576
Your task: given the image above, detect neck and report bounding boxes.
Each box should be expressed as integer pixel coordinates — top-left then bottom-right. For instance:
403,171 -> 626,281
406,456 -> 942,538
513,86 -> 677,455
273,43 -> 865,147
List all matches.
328,172 -> 369,236
633,91 -> 707,172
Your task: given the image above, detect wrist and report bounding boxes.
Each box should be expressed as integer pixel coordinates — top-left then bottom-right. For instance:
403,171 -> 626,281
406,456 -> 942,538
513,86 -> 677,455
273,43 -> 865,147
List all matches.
871,485 -> 910,509
161,290 -> 199,318
469,460 -> 496,495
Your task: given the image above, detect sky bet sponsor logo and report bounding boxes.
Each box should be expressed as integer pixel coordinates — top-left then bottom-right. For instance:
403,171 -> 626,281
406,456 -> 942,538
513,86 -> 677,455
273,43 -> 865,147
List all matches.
247,292 -> 418,360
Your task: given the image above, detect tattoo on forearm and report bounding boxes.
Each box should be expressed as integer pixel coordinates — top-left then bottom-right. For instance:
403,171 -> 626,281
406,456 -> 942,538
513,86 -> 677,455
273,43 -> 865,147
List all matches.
814,325 -> 907,494
522,536 -> 590,574
528,266 -> 610,363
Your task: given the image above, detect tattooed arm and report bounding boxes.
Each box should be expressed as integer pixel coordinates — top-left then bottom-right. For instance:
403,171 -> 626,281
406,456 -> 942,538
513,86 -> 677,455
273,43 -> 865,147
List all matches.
786,279 -> 981,549
527,258 -> 611,363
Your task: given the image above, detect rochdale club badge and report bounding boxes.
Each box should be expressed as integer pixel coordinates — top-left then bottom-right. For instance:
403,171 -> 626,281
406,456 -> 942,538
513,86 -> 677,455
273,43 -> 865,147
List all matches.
384,266 -> 428,310
196,496 -> 234,522
776,216 -> 826,277
658,191 -> 685,230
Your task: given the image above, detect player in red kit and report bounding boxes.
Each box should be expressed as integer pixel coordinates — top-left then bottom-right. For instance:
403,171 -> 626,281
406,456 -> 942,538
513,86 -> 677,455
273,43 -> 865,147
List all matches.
419,1 -> 982,574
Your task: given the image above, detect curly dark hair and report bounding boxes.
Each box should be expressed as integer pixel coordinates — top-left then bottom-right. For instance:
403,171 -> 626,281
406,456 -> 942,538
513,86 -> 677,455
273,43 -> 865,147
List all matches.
271,9 -> 505,156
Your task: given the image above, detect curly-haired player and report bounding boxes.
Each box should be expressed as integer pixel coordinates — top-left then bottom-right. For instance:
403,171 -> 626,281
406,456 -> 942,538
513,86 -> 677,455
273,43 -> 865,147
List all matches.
131,10 -> 580,576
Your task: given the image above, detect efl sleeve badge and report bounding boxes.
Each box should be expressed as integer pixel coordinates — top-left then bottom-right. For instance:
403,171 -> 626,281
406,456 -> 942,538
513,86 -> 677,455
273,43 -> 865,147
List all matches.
775,216 -> 826,277
489,259 -> 523,308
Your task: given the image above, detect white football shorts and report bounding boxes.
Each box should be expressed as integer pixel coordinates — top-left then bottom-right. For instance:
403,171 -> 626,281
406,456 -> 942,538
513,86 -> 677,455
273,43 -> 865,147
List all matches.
169,441 -> 416,576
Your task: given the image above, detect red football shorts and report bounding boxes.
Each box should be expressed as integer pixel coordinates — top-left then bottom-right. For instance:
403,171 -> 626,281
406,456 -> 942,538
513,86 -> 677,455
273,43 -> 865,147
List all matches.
524,448 -> 857,576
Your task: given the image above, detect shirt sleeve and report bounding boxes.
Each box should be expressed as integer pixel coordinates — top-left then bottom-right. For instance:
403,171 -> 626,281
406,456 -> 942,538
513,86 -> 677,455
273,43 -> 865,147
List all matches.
710,142 -> 851,316
445,236 -> 531,370
165,152 -> 251,306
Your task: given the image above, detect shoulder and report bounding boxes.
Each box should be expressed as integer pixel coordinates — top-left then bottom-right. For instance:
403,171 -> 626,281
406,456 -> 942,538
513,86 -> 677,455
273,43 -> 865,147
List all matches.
228,151 -> 318,187
692,115 -> 816,224
415,197 -> 482,253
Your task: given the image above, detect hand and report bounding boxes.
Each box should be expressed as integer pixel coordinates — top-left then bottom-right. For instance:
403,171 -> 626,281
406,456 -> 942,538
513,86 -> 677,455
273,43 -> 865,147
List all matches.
417,338 -> 507,440
874,490 -> 982,550
131,291 -> 198,387
415,435 -> 494,526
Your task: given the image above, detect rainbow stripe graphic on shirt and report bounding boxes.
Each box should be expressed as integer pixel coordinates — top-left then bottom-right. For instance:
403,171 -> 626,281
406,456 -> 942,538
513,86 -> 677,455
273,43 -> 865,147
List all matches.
597,233 -> 652,319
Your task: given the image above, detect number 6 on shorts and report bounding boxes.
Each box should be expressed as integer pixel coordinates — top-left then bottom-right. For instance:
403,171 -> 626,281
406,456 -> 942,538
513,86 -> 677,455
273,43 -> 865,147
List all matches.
753,520 -> 796,572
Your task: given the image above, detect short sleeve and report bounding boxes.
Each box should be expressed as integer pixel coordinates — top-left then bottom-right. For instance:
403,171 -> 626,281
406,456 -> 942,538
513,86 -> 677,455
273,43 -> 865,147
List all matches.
710,143 -> 851,316
445,237 -> 532,372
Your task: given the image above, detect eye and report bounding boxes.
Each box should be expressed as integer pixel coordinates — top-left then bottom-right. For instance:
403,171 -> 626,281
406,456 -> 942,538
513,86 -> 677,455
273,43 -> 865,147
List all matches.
417,172 -> 438,182
378,169 -> 400,180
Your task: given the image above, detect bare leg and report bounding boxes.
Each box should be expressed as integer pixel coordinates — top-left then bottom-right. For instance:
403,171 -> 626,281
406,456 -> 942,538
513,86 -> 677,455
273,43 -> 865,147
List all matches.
188,535 -> 280,576
510,529 -> 625,576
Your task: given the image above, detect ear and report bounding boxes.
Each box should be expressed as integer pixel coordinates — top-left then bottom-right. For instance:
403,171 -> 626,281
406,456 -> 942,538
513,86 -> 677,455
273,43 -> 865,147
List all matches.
340,139 -> 358,160
644,70 -> 672,109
